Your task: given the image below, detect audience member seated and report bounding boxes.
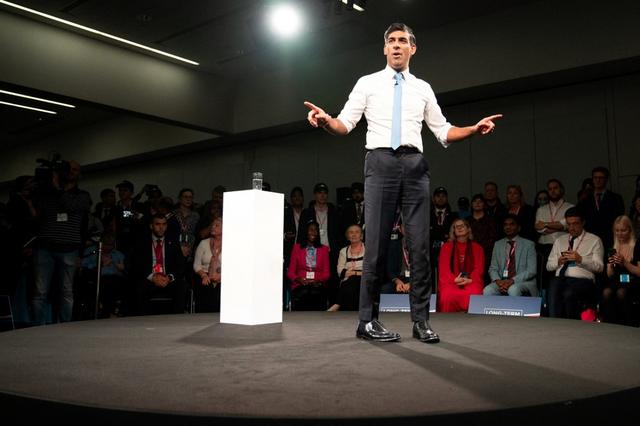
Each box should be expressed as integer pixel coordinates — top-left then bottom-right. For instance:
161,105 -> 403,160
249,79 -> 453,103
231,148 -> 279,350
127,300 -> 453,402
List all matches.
600,215 -> 640,325
287,221 -> 330,311
31,160 -> 91,325
192,217 -> 223,312
505,184 -> 536,241
81,233 -> 126,317
456,196 -> 471,219
547,207 -> 604,320
300,183 -> 340,304
468,194 -> 497,282
129,214 -> 186,315
328,224 -> 365,311
172,188 -> 200,260
437,218 -> 485,312
485,215 -> 538,297
577,166 -> 625,250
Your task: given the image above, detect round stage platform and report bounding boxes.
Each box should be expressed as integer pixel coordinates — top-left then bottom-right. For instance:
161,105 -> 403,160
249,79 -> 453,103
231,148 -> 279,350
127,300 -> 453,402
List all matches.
1,312 -> 639,425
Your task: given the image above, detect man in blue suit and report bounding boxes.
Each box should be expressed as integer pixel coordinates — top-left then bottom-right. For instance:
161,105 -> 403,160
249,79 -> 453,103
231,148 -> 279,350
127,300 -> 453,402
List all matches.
485,214 -> 538,296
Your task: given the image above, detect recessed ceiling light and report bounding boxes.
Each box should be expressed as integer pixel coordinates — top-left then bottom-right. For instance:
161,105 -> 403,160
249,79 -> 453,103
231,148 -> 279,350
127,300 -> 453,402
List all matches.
0,0 -> 199,66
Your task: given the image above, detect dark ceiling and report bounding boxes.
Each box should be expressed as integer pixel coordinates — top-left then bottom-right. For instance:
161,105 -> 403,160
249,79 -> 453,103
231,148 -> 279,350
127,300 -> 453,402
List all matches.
0,0 -> 539,146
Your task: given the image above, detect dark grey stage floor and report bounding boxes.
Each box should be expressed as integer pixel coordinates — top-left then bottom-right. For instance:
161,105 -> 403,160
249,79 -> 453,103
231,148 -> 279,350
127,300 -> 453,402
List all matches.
1,312 -> 640,425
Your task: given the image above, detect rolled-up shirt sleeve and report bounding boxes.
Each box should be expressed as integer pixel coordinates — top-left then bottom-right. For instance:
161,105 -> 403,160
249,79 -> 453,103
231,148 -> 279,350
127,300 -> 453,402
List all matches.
336,78 -> 366,134
423,84 -> 452,147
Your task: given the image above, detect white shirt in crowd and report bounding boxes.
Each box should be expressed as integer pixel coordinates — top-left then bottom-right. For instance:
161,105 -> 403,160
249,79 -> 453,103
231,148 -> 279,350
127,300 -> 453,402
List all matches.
535,199 -> 574,245
547,231 -> 604,281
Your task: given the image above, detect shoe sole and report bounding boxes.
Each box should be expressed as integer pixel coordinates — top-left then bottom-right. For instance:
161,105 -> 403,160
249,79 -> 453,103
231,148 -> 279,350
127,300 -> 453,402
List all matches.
356,334 -> 401,342
413,335 -> 440,344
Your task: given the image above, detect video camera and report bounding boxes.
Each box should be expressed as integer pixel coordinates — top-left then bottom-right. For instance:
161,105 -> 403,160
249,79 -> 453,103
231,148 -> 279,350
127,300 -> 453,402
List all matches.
34,153 -> 71,189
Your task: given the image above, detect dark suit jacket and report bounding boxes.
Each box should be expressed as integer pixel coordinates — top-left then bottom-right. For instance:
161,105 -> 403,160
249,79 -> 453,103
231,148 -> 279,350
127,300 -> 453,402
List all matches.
578,190 -> 625,249
128,234 -> 185,282
339,200 -> 365,234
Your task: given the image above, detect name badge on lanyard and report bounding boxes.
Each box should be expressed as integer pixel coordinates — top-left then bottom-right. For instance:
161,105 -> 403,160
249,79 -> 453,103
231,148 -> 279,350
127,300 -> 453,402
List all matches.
620,274 -> 630,284
404,270 -> 411,278
57,213 -> 68,222
502,269 -> 509,279
306,271 -> 315,280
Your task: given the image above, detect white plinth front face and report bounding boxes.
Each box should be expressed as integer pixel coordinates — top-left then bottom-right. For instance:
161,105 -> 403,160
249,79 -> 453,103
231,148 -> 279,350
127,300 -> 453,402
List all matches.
220,190 -> 283,325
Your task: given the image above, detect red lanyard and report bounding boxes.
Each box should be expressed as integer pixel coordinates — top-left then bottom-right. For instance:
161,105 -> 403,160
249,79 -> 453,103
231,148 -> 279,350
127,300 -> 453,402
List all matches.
548,200 -> 565,222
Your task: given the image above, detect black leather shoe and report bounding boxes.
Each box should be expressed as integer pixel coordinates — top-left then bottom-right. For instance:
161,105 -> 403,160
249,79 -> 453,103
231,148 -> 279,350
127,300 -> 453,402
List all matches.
356,319 -> 401,342
412,321 -> 440,343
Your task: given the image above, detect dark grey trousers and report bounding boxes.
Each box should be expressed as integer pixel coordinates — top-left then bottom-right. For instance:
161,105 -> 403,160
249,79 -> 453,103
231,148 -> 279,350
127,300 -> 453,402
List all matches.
358,148 -> 432,323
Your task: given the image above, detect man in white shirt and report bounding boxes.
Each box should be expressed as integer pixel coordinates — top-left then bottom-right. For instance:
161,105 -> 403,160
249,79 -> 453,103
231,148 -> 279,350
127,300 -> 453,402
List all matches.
304,23 -> 501,343
547,207 -> 604,319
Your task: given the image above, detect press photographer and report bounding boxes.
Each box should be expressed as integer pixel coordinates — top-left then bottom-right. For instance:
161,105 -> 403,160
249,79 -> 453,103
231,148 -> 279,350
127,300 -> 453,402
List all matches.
31,157 -> 92,325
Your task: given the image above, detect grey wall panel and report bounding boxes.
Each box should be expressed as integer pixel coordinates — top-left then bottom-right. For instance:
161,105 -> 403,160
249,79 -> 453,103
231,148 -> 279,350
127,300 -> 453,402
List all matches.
613,74 -> 640,178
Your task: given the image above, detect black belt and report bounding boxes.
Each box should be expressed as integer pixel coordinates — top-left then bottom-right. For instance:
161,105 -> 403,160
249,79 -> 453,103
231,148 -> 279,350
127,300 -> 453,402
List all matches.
370,146 -> 420,154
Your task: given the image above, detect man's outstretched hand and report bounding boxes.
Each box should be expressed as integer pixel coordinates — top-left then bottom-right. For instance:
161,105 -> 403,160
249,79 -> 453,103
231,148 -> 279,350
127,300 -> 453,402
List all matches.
304,101 -> 331,128
475,114 -> 503,135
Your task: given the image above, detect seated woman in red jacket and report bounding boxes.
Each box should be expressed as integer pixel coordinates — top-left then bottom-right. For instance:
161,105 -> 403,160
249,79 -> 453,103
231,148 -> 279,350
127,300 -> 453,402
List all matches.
437,218 -> 485,312
287,220 -> 331,310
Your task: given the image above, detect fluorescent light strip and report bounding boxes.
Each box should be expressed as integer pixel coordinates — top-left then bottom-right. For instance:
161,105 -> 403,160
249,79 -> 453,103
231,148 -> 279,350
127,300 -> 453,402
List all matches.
339,0 -> 365,12
0,89 -> 75,108
0,100 -> 57,114
0,0 -> 199,66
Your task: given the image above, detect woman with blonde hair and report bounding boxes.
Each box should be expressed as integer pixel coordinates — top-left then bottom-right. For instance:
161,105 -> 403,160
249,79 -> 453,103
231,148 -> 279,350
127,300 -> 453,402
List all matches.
437,218 -> 485,312
327,224 -> 365,311
601,215 -> 640,325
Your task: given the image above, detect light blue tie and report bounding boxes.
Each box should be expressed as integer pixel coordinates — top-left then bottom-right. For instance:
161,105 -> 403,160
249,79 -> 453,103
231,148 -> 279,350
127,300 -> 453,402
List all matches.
390,72 -> 404,150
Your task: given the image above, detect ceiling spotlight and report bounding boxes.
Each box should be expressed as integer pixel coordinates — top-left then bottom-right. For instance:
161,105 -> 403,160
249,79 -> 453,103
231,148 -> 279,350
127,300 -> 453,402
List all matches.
339,0 -> 366,12
267,3 -> 304,38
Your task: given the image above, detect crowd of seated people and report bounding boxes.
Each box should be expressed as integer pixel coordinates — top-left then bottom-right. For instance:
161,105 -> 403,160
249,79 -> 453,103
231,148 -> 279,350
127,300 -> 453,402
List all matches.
1,161 -> 640,328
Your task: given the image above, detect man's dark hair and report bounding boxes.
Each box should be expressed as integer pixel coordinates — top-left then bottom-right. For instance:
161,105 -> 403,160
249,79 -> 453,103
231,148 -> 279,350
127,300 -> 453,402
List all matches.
290,186 -> 304,198
471,193 -> 485,203
178,188 -> 194,198
213,185 -> 226,193
100,188 -> 115,199
503,213 -> 520,226
484,181 -> 498,189
592,166 -> 610,179
546,178 -> 565,193
384,23 -> 416,46
151,213 -> 167,223
564,207 -> 584,221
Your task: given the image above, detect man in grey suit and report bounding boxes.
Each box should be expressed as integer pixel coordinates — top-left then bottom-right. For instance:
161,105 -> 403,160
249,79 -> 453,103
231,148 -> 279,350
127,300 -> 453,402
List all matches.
485,214 -> 538,296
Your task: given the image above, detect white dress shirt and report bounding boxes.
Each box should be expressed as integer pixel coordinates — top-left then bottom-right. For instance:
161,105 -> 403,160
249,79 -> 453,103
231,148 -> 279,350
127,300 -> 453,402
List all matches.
535,199 -> 573,245
336,65 -> 452,152
546,231 -> 604,281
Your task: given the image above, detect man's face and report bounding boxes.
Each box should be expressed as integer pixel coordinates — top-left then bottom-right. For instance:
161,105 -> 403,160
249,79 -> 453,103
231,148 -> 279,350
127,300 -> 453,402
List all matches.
503,218 -> 520,239
118,187 -> 132,201
471,198 -> 485,212
566,216 -> 584,238
150,218 -> 167,238
179,191 -> 194,208
433,193 -> 448,208
484,184 -> 497,201
102,192 -> 116,206
592,171 -> 608,191
547,181 -> 563,202
212,191 -> 223,205
352,189 -> 364,203
384,30 -> 416,72
290,191 -> 304,208
315,190 -> 328,205
67,161 -> 81,183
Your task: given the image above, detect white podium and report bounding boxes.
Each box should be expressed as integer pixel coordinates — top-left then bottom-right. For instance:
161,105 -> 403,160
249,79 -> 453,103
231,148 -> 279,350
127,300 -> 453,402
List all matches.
220,190 -> 284,325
